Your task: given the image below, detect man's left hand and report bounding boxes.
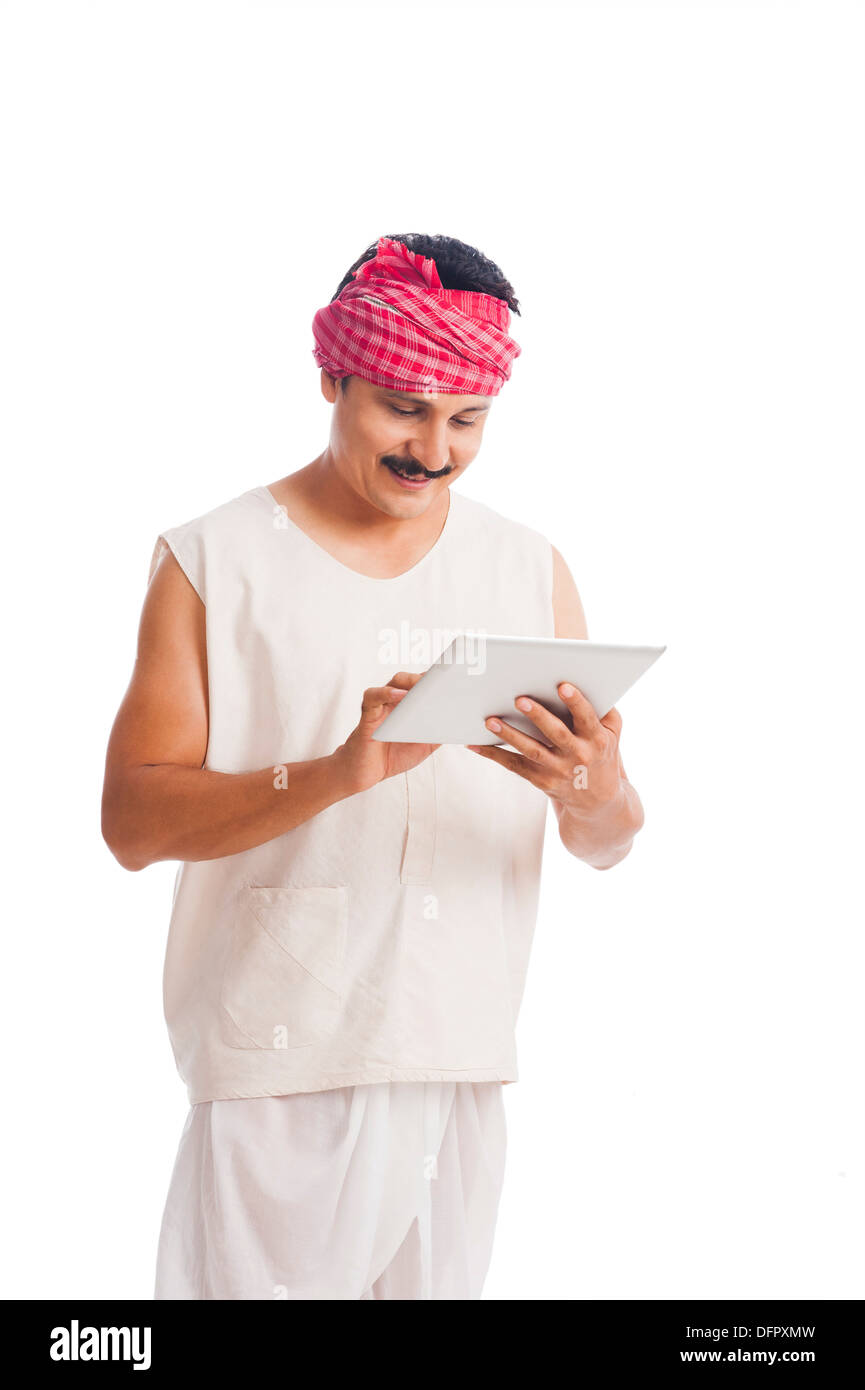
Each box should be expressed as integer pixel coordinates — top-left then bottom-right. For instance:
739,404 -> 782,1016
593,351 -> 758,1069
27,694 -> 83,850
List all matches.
466,682 -> 644,868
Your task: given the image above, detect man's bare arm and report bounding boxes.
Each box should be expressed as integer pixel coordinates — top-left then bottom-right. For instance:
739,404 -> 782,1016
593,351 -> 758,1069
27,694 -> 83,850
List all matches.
101,550 -> 428,871
552,543 -> 589,644
551,545 -> 644,868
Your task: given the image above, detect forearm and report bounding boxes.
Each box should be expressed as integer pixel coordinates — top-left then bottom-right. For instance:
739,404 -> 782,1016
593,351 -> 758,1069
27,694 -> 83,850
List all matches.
103,751 -> 356,870
553,778 -> 645,870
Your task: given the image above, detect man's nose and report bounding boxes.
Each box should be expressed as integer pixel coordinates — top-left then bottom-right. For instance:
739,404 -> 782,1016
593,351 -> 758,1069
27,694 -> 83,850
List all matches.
406,418 -> 450,472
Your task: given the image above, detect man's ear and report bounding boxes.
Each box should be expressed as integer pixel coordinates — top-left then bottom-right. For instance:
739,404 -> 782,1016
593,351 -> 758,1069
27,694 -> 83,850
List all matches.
320,368 -> 335,403
320,368 -> 347,404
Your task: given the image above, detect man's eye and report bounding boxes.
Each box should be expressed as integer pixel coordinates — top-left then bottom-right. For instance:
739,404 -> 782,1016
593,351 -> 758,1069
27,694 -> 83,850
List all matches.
389,406 -> 476,428
389,405 -> 478,425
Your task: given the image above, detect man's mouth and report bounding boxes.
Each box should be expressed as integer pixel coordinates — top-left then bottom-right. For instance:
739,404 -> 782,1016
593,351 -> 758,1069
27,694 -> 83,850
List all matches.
382,459 -> 434,489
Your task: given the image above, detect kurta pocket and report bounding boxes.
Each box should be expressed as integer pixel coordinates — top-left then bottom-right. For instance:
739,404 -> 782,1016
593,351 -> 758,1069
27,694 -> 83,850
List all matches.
219,884 -> 348,1050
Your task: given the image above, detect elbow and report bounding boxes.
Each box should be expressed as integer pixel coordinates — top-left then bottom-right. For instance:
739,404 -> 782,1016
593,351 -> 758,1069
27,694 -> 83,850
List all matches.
590,842 -> 632,871
102,824 -> 151,873
592,804 -> 645,870
101,798 -> 153,873
110,843 -> 150,873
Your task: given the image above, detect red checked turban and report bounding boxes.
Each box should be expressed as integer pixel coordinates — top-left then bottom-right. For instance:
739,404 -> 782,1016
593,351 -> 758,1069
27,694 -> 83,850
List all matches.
311,236 -> 521,396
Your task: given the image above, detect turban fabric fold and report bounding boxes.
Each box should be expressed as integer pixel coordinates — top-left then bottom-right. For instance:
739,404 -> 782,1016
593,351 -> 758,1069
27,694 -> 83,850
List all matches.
311,236 -> 521,396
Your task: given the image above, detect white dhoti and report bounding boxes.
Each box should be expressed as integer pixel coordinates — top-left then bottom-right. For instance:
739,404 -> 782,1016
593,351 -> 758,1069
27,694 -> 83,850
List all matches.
154,1081 -> 507,1300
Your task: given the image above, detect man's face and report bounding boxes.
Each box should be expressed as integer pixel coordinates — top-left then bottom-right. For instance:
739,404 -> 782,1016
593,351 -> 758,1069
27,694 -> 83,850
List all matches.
320,370 -> 492,518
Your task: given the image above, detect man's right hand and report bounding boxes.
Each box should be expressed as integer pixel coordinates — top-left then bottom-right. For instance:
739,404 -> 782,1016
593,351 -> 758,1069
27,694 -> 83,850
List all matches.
102,549 -> 439,871
333,671 -> 440,794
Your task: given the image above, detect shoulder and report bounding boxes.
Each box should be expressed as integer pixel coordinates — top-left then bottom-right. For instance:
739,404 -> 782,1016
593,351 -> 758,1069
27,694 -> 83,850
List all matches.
148,486 -> 268,600
451,490 -> 552,553
156,485 -> 267,551
550,544 -> 587,639
455,490 -> 587,637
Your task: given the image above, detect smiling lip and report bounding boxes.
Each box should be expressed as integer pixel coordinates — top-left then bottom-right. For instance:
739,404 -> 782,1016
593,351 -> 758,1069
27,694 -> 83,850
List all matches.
383,461 -> 433,490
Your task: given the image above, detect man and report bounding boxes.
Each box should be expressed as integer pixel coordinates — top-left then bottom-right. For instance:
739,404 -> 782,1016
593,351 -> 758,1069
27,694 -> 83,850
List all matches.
102,233 -> 645,1301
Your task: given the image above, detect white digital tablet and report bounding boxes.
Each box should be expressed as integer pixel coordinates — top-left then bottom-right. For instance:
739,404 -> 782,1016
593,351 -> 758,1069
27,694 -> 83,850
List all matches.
371,633 -> 666,746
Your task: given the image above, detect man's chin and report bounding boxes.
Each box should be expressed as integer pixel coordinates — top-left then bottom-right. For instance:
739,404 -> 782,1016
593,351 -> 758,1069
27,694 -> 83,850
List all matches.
369,481 -> 443,519
372,489 -> 439,522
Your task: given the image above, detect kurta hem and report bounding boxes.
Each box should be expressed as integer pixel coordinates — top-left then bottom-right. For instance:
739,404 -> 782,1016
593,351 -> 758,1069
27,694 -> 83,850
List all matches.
188,1064 -> 518,1104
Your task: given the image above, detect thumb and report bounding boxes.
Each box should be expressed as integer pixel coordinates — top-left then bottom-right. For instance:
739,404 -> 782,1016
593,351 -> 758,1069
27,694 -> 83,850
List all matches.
358,684 -> 407,729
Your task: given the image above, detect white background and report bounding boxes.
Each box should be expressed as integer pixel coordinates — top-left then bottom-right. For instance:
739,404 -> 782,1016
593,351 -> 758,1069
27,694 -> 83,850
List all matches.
1,0 -> 862,1300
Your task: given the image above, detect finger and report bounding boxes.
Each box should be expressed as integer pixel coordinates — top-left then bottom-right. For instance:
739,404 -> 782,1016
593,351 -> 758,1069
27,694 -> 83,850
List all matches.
557,682 -> 603,738
360,685 -> 409,723
363,684 -> 409,707
466,742 -> 549,787
386,670 -> 424,690
482,714 -> 560,769
601,705 -> 623,737
507,696 -> 577,754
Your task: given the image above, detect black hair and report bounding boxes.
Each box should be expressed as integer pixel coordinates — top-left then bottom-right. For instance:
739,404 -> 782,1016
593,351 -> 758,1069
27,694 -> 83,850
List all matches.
329,232 -> 520,394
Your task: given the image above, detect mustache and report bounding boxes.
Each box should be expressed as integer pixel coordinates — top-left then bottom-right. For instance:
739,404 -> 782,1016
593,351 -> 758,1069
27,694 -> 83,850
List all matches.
382,456 -> 452,480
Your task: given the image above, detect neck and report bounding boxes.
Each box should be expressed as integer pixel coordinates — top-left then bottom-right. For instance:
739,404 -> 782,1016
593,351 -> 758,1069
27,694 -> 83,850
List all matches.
276,450 -> 451,542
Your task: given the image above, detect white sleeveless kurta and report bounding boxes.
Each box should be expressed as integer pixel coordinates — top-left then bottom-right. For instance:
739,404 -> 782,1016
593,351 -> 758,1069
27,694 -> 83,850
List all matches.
149,482 -> 554,1299
149,484 -> 555,1104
